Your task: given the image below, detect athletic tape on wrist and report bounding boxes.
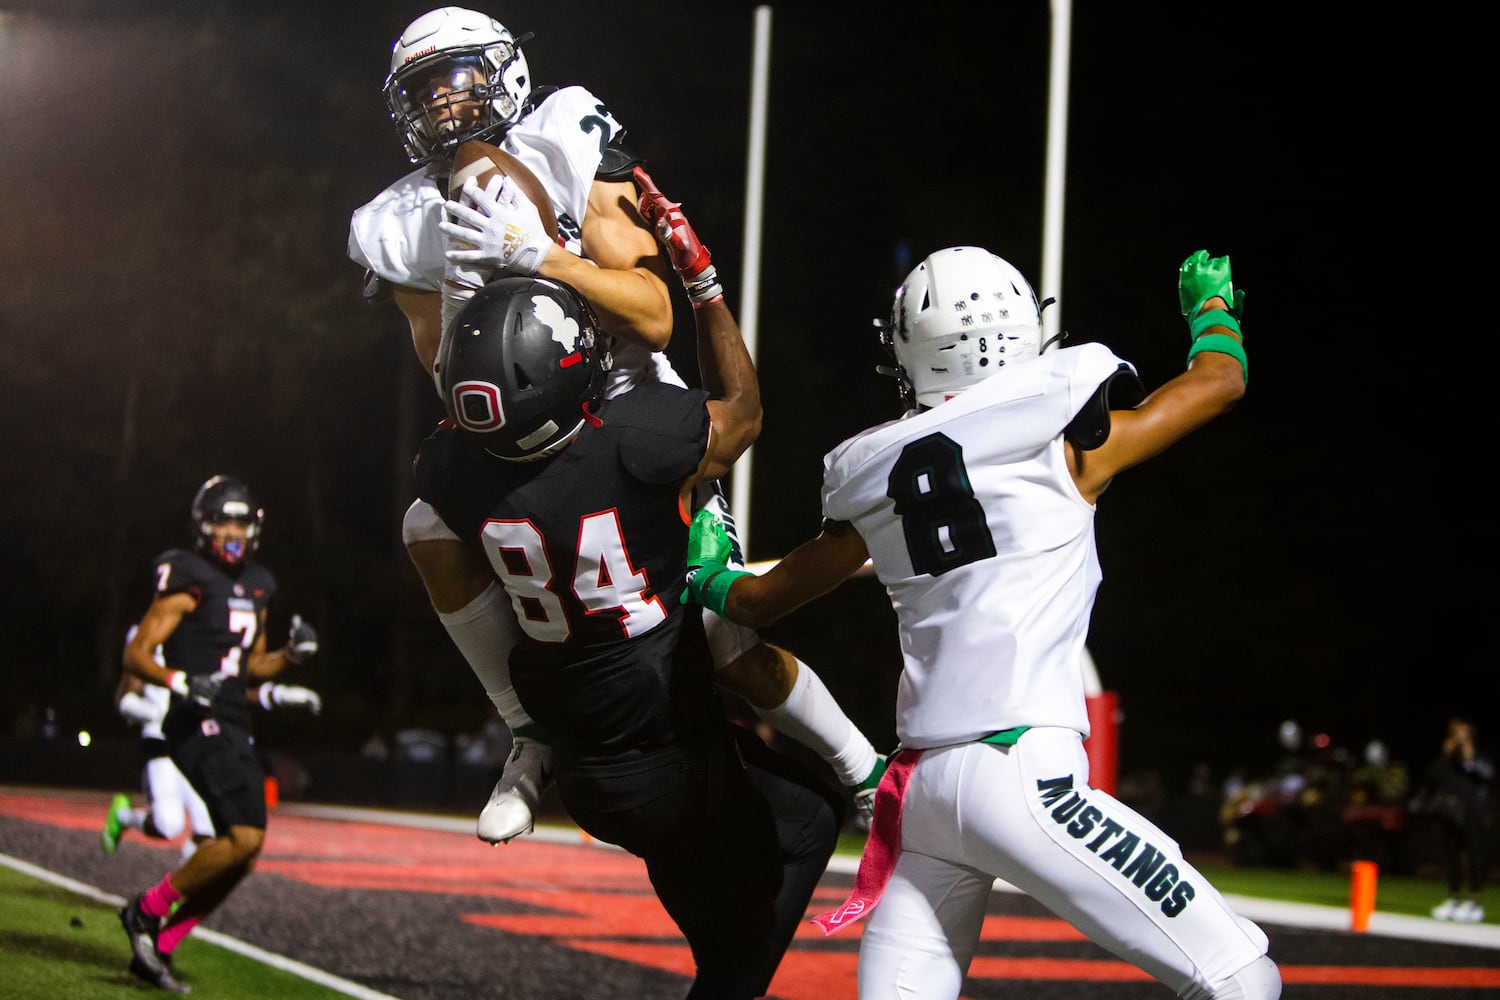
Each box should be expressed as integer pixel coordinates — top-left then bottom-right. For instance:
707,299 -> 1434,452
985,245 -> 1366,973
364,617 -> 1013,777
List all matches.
685,266 -> 723,305
1186,332 -> 1248,384
700,566 -> 751,615
688,560 -> 750,615
1189,308 -> 1241,339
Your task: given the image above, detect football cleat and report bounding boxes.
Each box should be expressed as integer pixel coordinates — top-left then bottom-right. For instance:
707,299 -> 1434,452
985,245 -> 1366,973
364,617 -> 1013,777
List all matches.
476,736 -> 554,844
129,954 -> 190,994
102,793 -> 131,853
1432,897 -> 1460,921
120,894 -> 169,984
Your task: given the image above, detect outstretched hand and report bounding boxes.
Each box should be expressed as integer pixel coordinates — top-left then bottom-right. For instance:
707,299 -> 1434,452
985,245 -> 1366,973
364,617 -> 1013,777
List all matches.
633,166 -> 721,303
441,175 -> 554,276
1178,249 -> 1245,322
1180,249 -> 1249,383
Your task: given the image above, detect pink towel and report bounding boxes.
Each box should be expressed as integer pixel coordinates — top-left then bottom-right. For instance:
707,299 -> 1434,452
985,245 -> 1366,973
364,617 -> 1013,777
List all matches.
812,748 -> 922,935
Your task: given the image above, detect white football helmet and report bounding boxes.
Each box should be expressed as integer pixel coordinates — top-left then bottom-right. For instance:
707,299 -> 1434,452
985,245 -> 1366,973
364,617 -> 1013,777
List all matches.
384,7 -> 533,164
882,246 -> 1044,410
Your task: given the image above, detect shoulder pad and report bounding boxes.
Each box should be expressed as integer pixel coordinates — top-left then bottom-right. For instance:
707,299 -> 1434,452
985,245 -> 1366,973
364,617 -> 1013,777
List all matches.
616,384 -> 710,484
524,85 -> 559,116
362,269 -> 392,303
598,134 -> 644,182
412,422 -> 465,504
1064,364 -> 1147,451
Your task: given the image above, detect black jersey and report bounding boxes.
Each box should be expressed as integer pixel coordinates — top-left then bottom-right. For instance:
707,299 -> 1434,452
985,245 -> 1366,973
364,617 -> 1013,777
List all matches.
415,381 -> 719,766
147,548 -> 277,732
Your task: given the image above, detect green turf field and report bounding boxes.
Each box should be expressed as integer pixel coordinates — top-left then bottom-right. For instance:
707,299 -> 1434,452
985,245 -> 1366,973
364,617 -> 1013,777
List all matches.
0,866 -> 351,1000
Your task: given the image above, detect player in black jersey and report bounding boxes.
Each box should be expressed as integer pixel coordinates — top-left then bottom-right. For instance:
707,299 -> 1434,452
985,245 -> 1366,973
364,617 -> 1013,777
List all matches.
413,173 -> 841,1000
116,475 -> 320,994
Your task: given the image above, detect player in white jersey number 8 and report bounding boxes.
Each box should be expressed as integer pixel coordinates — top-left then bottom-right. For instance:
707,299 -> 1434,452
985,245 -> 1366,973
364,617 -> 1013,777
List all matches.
683,247 -> 1281,999
348,6 -> 883,845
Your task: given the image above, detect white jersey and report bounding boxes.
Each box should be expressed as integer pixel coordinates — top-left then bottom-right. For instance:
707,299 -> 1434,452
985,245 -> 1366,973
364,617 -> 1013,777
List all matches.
122,625 -> 171,740
138,683 -> 171,741
821,343 -> 1130,748
347,84 -> 680,399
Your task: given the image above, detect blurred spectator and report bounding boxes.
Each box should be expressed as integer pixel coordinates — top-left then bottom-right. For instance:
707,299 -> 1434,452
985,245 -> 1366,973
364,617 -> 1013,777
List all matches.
1416,717 -> 1494,922
1352,740 -> 1410,806
1340,738 -> 1414,873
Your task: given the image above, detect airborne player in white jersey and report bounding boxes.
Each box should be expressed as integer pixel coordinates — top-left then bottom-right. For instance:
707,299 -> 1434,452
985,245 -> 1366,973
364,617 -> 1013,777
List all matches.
684,247 -> 1281,999
348,6 -> 881,846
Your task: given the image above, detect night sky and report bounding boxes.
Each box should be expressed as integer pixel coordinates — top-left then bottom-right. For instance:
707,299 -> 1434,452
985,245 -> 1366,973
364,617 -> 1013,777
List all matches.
0,1 -> 1488,789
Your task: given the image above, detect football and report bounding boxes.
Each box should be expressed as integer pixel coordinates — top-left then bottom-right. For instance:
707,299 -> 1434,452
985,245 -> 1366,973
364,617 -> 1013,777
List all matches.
447,139 -> 559,241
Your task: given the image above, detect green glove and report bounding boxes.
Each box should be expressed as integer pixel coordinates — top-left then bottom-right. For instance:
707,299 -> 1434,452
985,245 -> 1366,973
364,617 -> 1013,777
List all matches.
1178,249 -> 1246,326
687,508 -> 733,568
1179,250 -> 1249,384
682,509 -> 750,615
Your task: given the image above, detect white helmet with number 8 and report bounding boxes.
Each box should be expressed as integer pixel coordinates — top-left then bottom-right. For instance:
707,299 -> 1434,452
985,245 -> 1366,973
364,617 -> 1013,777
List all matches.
883,246 -> 1044,410
384,7 -> 533,165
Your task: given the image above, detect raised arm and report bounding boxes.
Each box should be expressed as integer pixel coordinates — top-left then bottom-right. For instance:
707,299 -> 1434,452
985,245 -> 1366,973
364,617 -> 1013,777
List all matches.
1068,249 -> 1249,503
633,167 -> 761,489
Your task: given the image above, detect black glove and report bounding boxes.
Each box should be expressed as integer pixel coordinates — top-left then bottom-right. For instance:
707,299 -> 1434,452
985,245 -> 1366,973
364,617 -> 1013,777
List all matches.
187,672 -> 225,710
286,614 -> 319,664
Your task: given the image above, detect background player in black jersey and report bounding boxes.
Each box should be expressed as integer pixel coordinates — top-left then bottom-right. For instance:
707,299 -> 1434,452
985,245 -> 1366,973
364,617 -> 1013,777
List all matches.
101,625 -> 322,861
411,173 -> 841,1000
116,475 -> 320,993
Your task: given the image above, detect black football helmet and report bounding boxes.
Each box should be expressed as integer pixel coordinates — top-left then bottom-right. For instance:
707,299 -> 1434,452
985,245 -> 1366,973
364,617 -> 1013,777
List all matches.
436,276 -> 612,461
190,475 -> 264,566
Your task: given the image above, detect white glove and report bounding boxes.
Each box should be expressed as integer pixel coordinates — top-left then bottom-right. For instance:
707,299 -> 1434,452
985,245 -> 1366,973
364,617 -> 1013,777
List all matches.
439,175 -> 554,276
260,683 -> 322,714
117,691 -> 165,727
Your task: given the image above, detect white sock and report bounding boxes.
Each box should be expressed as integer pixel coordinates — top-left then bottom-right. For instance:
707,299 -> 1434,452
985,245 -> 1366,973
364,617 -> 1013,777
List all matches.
757,660 -> 877,786
436,582 -> 532,729
121,806 -> 148,831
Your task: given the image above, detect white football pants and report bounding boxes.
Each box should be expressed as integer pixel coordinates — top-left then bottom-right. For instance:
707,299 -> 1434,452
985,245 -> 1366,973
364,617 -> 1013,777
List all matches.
859,727 -> 1276,1000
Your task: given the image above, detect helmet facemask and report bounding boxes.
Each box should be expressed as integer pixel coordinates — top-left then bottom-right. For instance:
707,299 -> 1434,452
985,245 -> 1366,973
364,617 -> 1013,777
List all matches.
384,8 -> 532,164
190,476 -> 264,568
882,247 -> 1044,410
